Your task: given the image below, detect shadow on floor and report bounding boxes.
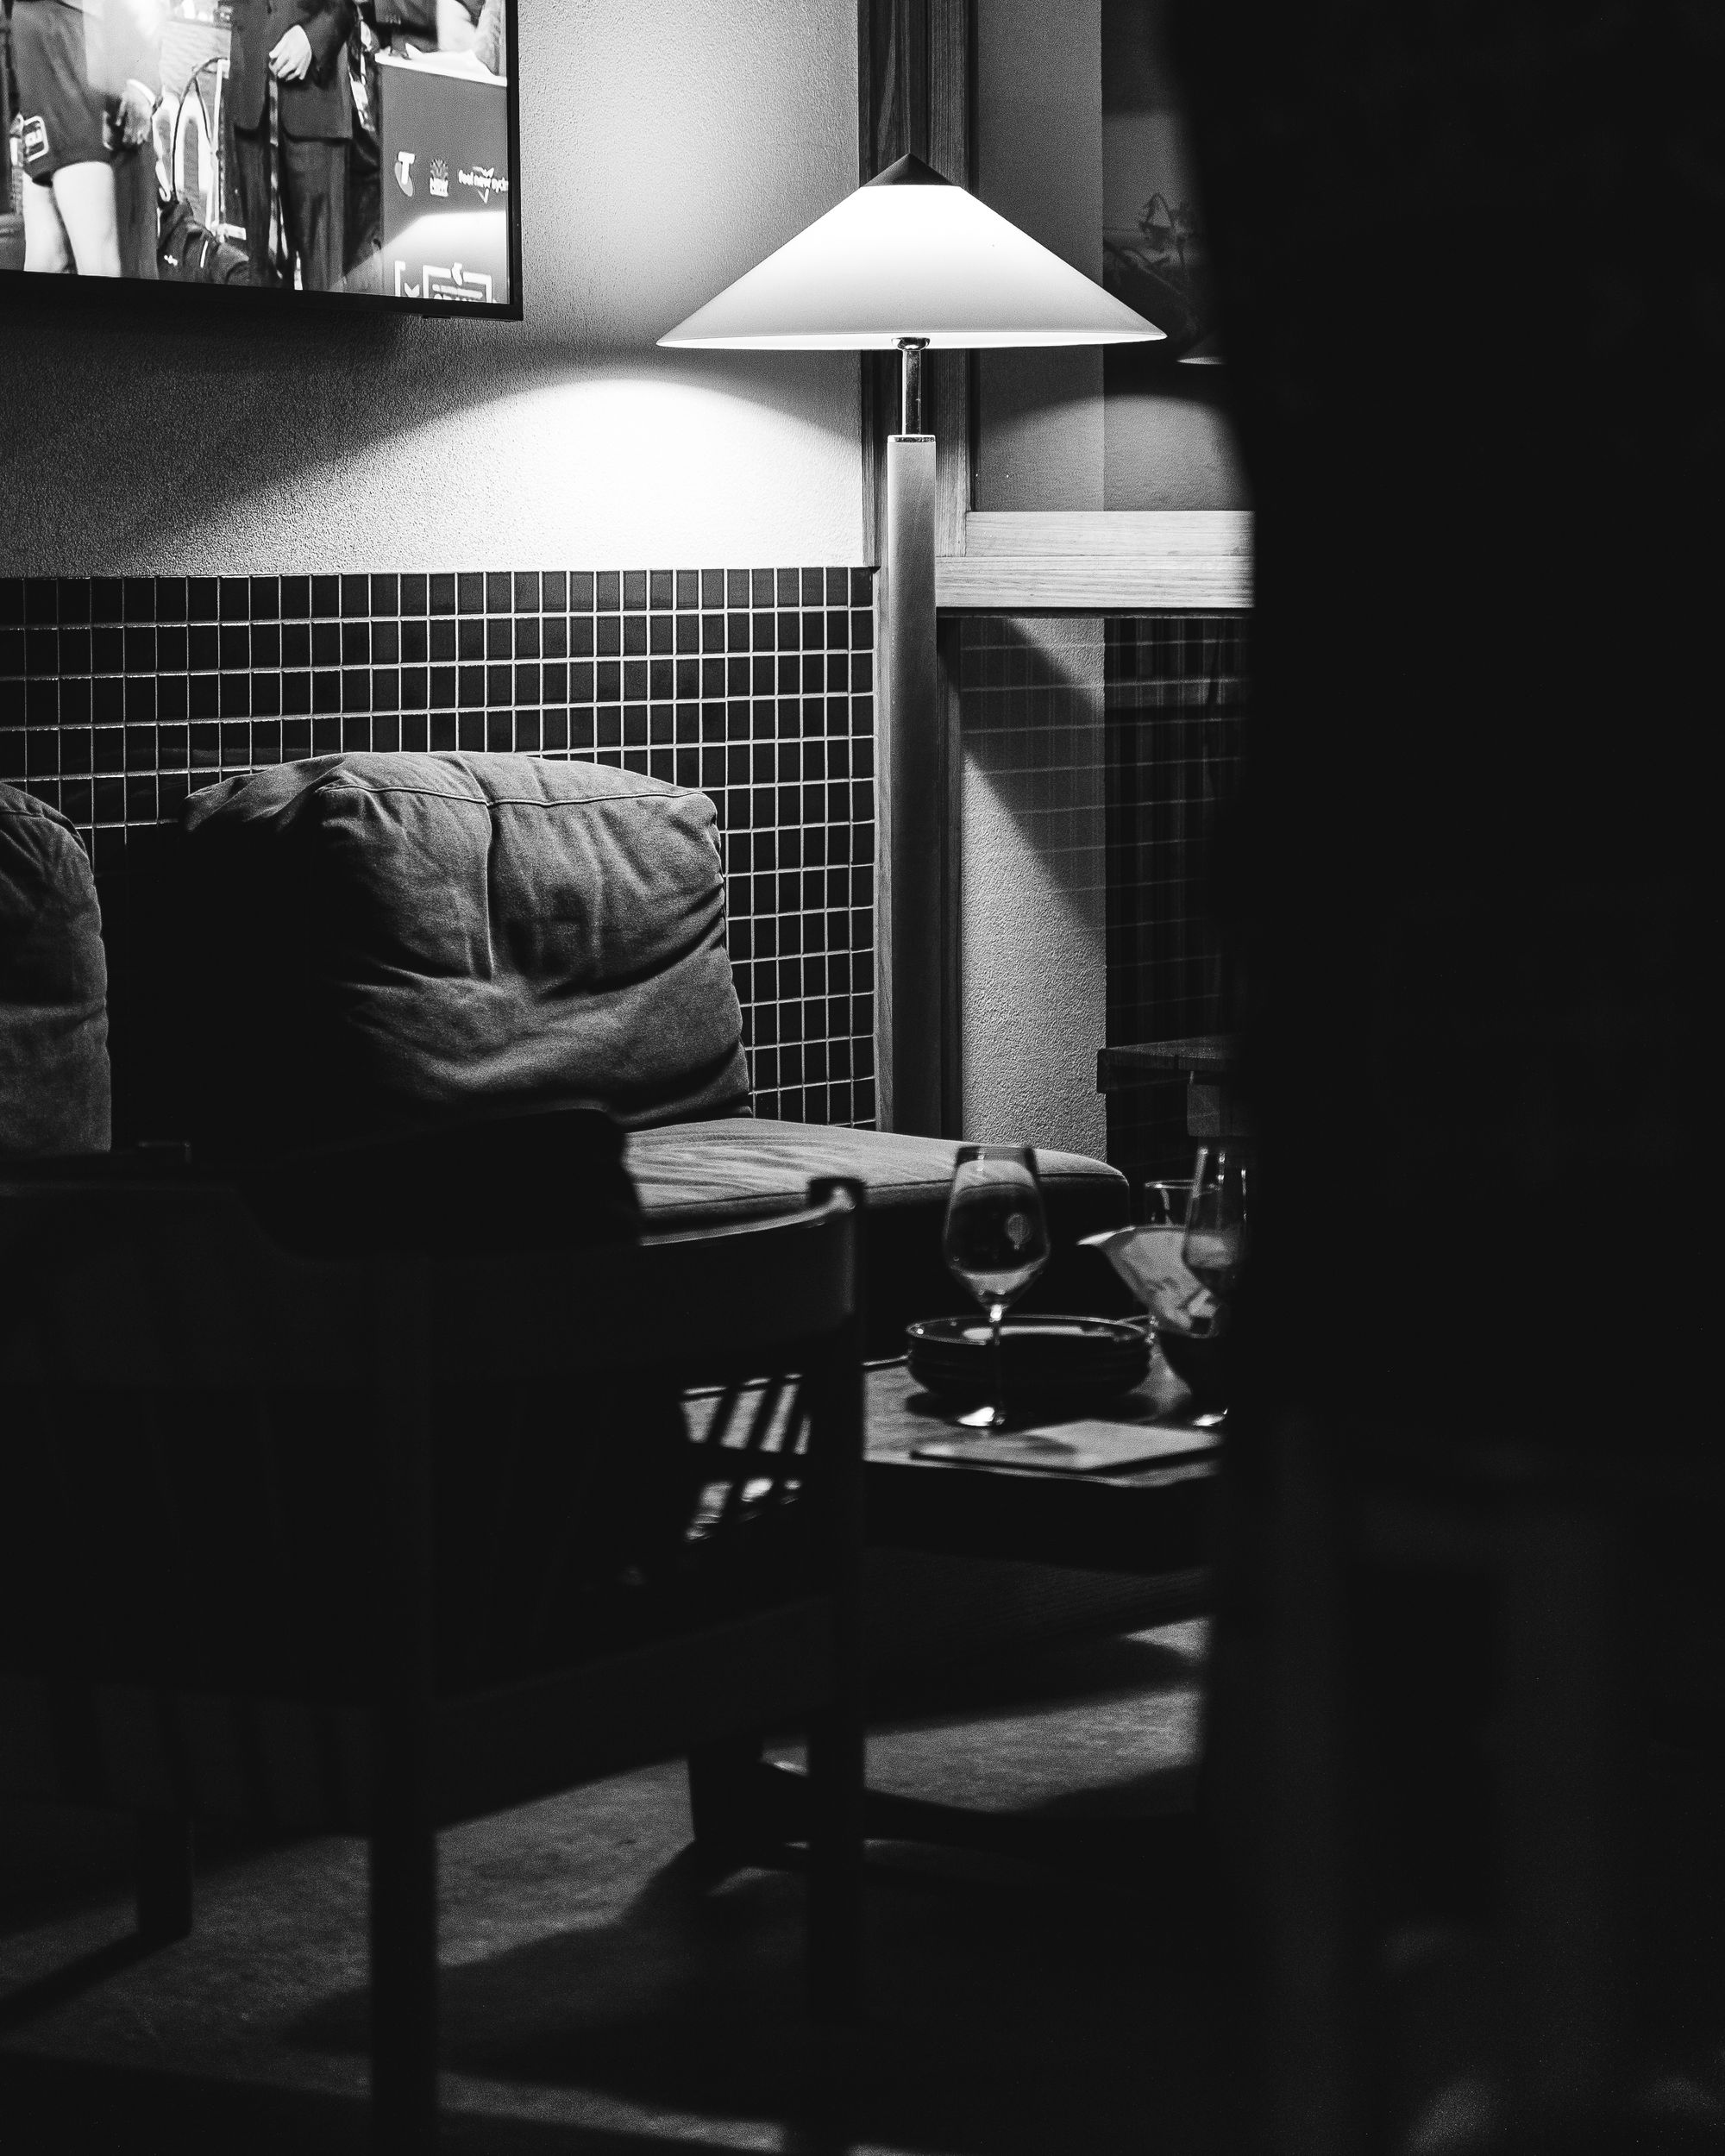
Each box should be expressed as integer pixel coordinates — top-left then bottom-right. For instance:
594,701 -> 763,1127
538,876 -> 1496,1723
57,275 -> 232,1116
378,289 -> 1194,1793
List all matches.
0,1622 -> 1239,2155
276,1828 -> 1235,2156
869,1623 -> 1204,1727
0,2049 -> 743,2156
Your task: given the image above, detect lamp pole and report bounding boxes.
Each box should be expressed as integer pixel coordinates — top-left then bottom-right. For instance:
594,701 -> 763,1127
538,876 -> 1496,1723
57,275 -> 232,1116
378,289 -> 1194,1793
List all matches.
658,154 -> 1160,1137
898,335 -> 926,433
875,337 -> 944,1135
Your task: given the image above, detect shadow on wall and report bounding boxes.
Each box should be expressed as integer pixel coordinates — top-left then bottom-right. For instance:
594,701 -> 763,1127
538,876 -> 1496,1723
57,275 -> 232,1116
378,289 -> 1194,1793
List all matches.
1101,348 -> 1251,511
958,616 -> 1108,1158
955,611 -> 1246,1175
961,615 -> 1107,933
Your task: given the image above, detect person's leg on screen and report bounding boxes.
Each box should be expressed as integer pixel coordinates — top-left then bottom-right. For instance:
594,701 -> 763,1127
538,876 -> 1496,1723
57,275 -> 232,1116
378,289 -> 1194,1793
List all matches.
22,175 -> 72,274
10,0 -> 122,276
48,161 -> 122,276
231,122 -> 278,285
280,134 -> 347,291
113,145 -> 160,279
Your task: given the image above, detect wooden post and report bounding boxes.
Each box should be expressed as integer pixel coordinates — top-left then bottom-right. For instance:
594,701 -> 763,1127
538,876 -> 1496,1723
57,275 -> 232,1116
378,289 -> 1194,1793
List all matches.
876,432 -> 942,1134
804,1183 -> 867,2015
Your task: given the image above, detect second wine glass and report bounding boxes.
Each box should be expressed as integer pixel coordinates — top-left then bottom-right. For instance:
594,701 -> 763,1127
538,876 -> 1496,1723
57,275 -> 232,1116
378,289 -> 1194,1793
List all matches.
942,1144 -> 1051,1431
1181,1144 -> 1249,1303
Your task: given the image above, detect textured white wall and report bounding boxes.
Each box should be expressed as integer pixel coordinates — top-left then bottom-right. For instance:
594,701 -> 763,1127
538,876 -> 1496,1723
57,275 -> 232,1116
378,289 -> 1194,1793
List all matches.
959,617 -> 1109,1161
0,0 -> 862,573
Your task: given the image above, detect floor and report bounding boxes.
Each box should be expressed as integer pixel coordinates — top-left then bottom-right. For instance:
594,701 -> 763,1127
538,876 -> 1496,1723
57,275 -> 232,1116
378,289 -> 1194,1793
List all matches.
0,1620 -> 1242,2155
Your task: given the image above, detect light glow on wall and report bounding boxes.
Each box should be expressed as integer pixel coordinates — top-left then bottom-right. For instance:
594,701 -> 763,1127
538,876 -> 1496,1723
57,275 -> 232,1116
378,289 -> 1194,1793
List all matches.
134,356 -> 864,575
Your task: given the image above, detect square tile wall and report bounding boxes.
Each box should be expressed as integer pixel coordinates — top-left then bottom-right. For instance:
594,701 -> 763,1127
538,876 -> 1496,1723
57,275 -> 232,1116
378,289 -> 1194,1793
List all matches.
0,566 -> 878,1135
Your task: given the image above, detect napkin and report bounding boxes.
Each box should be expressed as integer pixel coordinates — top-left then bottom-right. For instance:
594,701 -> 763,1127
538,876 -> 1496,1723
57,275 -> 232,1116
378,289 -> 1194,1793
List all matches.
1081,1225 -> 1224,1335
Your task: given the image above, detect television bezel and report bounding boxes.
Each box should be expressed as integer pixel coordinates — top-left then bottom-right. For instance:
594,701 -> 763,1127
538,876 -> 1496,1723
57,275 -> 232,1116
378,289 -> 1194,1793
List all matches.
0,3 -> 524,324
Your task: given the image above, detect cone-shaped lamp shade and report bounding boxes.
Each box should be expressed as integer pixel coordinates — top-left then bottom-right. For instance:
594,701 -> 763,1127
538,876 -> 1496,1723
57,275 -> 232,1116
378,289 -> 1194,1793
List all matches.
660,154 -> 1164,350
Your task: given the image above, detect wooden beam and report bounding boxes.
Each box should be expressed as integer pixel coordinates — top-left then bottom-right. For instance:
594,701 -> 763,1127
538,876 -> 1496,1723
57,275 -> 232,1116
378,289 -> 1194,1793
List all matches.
938,509 -> 1254,610
938,557 -> 1253,610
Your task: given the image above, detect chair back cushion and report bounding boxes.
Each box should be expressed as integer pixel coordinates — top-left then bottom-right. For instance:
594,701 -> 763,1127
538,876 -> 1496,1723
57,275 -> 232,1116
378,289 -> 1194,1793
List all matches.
181,753 -> 749,1150
0,785 -> 110,1156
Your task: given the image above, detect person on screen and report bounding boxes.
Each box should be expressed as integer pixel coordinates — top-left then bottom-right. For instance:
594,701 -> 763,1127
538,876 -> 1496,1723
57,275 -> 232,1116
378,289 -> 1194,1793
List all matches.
85,0 -> 161,280
9,0 -> 158,277
228,0 -> 355,291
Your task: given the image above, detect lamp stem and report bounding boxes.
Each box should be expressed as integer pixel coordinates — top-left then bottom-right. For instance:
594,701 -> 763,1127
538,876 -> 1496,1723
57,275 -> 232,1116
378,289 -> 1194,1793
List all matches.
880,339 -> 938,1135
897,337 -> 929,436
877,432 -> 940,1135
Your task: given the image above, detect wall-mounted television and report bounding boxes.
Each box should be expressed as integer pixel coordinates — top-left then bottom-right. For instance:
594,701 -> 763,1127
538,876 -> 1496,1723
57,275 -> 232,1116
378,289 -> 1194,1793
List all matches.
0,0 -> 521,318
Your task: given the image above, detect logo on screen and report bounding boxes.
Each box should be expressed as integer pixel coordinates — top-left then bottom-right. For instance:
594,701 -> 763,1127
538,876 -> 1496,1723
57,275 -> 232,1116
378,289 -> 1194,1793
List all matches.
430,159 -> 449,200
393,151 -> 416,198
393,260 -> 495,304
457,166 -> 509,204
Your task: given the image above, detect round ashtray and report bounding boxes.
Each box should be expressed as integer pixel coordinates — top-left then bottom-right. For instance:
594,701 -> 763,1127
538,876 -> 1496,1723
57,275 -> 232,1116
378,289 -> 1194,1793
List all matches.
906,1314 -> 1151,1405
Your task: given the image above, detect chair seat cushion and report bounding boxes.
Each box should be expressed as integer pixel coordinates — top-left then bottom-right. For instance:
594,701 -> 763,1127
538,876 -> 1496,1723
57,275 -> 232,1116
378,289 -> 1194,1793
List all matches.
180,753 -> 750,1150
628,1119 -> 1134,1357
0,786 -> 110,1157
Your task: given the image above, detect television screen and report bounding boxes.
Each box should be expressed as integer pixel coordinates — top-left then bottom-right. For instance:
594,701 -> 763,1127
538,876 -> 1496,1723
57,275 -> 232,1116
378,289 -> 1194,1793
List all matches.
0,0 -> 520,317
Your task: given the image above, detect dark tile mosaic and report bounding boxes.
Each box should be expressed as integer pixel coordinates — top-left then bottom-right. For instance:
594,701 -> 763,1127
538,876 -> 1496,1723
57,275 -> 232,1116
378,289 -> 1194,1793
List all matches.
0,566 -> 880,1135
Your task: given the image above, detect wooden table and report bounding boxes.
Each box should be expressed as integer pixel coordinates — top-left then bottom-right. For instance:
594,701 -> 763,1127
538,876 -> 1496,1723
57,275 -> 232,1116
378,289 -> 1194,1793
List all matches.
864,1357 -> 1220,1584
691,1355 -> 1222,1865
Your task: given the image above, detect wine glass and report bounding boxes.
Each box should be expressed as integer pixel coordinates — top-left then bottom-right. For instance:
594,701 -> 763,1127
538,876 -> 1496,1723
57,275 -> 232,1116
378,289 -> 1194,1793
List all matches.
942,1144 -> 1051,1431
1181,1144 -> 1249,1302
1139,1179 -> 1190,1230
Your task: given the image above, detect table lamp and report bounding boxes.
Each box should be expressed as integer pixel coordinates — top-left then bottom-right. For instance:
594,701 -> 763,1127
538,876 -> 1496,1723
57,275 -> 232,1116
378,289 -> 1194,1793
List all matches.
661,154 -> 1163,1134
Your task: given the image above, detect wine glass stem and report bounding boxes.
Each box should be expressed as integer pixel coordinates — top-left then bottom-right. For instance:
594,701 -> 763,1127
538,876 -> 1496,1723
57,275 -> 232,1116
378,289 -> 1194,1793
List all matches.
988,1300 -> 1007,1426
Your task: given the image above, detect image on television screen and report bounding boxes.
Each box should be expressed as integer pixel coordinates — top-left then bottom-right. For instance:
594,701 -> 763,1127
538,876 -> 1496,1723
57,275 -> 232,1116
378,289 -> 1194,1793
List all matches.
0,0 -> 519,314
